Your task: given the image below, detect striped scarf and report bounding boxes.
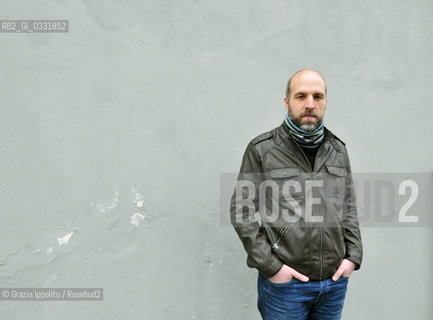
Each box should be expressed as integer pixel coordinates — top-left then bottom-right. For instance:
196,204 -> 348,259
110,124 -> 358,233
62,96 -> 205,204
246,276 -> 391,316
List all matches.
284,112 -> 324,149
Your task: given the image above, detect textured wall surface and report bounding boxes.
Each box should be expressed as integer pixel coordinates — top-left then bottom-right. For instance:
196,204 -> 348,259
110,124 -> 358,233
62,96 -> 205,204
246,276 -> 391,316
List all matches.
1,0 -> 432,319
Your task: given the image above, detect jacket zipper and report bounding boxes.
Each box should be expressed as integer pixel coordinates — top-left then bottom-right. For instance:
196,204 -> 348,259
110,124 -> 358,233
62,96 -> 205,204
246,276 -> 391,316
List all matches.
290,135 -> 327,280
272,221 -> 292,251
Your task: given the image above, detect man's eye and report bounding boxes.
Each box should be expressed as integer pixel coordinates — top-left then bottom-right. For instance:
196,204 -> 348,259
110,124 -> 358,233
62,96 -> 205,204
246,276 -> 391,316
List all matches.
297,95 -> 304,99
314,95 -> 323,99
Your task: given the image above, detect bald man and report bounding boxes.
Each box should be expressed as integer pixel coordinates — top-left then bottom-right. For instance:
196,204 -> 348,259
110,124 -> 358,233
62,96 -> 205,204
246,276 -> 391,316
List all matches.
230,69 -> 363,320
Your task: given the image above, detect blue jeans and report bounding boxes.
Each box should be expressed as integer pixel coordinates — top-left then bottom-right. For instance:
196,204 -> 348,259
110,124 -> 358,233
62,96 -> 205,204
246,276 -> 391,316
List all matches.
257,272 -> 349,320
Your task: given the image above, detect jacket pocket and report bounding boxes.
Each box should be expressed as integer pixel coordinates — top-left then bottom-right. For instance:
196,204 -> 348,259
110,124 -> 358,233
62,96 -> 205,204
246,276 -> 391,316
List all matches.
325,165 -> 347,199
270,221 -> 293,252
271,221 -> 310,265
265,167 -> 304,227
269,167 -> 304,200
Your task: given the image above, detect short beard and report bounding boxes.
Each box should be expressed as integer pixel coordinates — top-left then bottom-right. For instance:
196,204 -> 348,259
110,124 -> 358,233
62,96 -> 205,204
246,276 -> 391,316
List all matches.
288,106 -> 322,132
298,122 -> 317,132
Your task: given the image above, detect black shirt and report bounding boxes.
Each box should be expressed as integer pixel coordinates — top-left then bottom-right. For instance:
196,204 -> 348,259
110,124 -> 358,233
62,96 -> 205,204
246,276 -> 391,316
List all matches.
300,144 -> 322,171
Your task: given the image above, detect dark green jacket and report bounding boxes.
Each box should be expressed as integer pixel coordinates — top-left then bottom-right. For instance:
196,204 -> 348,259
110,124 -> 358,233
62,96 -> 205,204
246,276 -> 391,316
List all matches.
230,121 -> 363,280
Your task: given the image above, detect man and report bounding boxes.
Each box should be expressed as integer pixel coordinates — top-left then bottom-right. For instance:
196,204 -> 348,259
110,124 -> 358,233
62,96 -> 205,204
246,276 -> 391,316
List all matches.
230,69 -> 362,320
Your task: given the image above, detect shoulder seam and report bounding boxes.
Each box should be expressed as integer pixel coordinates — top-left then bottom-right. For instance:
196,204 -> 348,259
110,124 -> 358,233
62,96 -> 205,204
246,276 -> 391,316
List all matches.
250,131 -> 273,145
333,134 -> 346,146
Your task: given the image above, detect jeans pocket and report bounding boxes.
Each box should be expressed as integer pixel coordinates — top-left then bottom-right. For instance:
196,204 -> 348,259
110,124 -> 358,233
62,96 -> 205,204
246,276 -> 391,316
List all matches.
266,277 -> 295,287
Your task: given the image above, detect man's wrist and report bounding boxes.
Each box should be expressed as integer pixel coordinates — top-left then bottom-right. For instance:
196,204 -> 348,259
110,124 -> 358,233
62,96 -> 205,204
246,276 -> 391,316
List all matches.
258,257 -> 283,278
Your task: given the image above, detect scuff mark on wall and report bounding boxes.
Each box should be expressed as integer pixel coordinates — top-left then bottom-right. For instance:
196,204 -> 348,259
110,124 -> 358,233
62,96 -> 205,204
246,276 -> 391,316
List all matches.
130,185 -> 157,228
132,185 -> 145,208
130,213 -> 145,226
46,245 -> 53,254
30,247 -> 40,255
202,210 -> 216,273
89,189 -> 120,214
57,232 -> 74,246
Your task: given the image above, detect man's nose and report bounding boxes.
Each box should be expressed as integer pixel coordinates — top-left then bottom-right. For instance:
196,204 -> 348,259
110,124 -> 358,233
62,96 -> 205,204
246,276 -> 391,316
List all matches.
305,96 -> 315,109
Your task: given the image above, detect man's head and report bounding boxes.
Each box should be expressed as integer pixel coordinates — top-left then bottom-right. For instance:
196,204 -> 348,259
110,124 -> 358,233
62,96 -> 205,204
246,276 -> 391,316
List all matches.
284,69 -> 327,132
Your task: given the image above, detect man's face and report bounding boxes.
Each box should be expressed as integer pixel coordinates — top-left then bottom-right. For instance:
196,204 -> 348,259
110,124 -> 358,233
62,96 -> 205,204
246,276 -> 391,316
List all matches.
284,71 -> 327,132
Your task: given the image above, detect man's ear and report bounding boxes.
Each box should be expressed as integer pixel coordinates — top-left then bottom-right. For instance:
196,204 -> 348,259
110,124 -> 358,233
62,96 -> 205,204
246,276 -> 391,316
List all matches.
284,97 -> 289,112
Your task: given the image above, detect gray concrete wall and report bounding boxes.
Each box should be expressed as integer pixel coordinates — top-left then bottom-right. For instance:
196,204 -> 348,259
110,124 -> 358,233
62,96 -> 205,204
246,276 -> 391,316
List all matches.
0,0 -> 432,319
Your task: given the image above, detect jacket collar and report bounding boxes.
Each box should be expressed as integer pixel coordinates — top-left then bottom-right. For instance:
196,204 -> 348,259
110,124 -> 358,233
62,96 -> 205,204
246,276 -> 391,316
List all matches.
277,120 -> 338,172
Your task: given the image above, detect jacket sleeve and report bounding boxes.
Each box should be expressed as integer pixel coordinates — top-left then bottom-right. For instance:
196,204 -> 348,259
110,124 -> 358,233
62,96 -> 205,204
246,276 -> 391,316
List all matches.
342,150 -> 363,269
230,142 -> 283,278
